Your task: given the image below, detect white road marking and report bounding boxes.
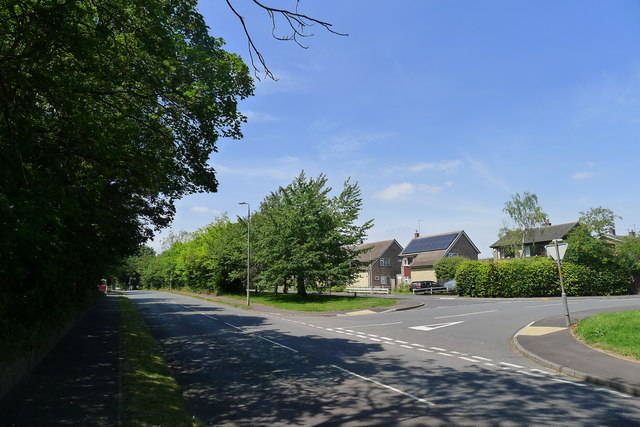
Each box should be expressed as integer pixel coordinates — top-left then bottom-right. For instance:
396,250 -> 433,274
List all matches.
430,347 -> 447,351
380,337 -> 394,341
530,369 -> 555,376
552,378 -> 586,387
400,345 -> 413,349
395,340 -> 409,344
438,352 -> 454,357
459,357 -> 479,363
418,348 -> 433,353
257,336 -> 299,353
518,370 -> 544,377
471,356 -> 492,361
369,338 -> 382,342
348,322 -> 403,328
331,365 -> 435,406
500,362 -> 525,369
434,310 -> 498,319
524,303 -> 561,309
409,321 -> 464,332
484,363 -> 497,367
595,388 -> 631,398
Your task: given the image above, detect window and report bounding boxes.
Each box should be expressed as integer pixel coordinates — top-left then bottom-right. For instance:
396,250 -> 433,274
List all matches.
446,252 -> 458,257
403,257 -> 413,266
380,276 -> 390,285
380,258 -> 390,267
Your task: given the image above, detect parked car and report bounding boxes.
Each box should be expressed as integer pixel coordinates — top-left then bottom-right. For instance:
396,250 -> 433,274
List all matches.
444,279 -> 457,291
410,280 -> 438,291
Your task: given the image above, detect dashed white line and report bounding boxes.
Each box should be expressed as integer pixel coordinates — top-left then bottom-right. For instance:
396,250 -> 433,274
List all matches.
400,345 -> 413,349
417,348 -> 434,353
499,362 -> 525,369
459,357 -> 479,363
430,347 -> 447,351
471,356 -> 492,362
438,352 -> 454,357
331,365 -> 435,406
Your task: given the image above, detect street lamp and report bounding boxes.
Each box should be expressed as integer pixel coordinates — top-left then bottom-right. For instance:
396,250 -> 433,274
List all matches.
239,202 -> 251,306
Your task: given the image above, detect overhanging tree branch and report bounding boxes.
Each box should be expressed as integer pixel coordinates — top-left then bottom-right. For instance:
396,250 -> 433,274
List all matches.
225,0 -> 347,80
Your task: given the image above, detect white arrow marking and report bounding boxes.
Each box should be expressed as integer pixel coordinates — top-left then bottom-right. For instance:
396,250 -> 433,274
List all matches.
409,321 -> 464,332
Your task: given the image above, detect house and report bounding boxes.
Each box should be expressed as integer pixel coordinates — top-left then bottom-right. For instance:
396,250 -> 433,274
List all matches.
350,239 -> 403,289
490,221 -> 579,260
400,231 -> 480,283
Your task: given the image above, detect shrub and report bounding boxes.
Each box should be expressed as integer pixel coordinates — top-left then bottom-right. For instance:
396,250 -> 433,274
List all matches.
435,257 -> 466,282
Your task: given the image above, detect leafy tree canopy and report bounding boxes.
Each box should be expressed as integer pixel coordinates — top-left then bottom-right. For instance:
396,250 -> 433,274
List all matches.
253,171 -> 373,296
0,0 -> 253,346
578,206 -> 621,237
502,192 -> 547,258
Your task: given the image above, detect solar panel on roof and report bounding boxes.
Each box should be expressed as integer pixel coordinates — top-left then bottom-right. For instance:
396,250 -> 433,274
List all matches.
402,232 -> 457,254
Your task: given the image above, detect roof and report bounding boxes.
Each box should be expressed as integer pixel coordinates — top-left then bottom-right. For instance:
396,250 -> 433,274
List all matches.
353,239 -> 401,264
410,250 -> 447,268
400,231 -> 460,255
490,222 -> 579,248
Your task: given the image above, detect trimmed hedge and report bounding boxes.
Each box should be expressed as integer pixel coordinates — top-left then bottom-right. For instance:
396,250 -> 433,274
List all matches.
455,257 -> 631,298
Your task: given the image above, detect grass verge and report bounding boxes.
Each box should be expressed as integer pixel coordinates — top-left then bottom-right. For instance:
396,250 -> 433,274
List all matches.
574,310 -> 640,361
243,293 -> 397,311
119,296 -> 202,426
167,289 -> 396,311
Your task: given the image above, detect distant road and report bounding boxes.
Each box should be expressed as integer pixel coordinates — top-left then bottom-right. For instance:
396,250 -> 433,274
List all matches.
128,291 -> 640,426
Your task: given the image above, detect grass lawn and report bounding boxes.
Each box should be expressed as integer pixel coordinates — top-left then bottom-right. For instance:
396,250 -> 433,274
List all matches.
574,310 -> 640,361
119,296 -> 202,426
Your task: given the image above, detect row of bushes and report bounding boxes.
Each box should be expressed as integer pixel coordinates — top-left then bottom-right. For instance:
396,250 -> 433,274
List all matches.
453,258 -> 632,298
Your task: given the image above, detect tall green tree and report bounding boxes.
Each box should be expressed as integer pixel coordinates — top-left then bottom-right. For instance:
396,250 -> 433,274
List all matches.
0,0 -> 252,351
578,206 -> 621,237
254,172 -> 372,297
502,192 -> 547,258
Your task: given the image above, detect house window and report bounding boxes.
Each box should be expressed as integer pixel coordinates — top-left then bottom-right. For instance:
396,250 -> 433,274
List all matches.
403,257 -> 414,266
380,258 -> 390,267
380,276 -> 390,285
447,252 -> 458,257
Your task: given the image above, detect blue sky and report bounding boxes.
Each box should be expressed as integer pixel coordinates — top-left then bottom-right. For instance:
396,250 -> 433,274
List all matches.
151,0 -> 640,257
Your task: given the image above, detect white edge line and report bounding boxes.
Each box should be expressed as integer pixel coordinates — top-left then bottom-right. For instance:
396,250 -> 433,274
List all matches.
331,365 -> 435,406
257,336 -> 299,353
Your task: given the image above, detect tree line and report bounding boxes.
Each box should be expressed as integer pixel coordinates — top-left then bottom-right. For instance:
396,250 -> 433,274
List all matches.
119,172 -> 373,297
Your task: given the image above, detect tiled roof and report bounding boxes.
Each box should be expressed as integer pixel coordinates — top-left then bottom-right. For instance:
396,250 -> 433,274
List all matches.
354,239 -> 398,263
410,250 -> 447,268
490,222 -> 579,248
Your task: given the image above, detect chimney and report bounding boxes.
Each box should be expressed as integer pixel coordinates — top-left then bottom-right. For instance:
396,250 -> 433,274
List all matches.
414,230 -> 420,238
544,219 -> 551,226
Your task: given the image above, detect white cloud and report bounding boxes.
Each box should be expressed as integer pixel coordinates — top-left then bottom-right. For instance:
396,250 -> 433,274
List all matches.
409,160 -> 462,173
572,171 -> 596,180
374,182 -> 442,200
190,206 -> 223,215
243,110 -> 280,123
319,132 -> 392,159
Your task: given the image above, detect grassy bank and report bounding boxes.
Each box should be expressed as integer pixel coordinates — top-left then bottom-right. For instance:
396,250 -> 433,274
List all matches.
119,296 -> 202,426
574,310 -> 640,361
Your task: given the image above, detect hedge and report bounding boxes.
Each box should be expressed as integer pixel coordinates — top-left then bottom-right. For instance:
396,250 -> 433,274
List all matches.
455,257 -> 631,298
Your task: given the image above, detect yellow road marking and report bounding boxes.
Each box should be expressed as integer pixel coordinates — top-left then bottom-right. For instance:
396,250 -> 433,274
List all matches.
345,310 -> 376,316
518,326 -> 566,336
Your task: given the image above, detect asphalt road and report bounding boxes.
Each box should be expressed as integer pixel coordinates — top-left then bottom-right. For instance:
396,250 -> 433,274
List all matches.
127,291 -> 640,426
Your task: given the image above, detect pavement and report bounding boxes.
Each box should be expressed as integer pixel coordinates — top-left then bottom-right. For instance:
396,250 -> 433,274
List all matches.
0,293 -> 638,425
513,305 -> 640,397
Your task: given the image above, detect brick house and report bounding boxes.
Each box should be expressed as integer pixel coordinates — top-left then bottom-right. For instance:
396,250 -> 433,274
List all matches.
351,239 -> 403,289
400,231 -> 480,283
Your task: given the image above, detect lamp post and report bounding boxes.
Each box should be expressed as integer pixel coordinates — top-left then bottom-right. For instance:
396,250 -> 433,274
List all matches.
239,202 -> 251,306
